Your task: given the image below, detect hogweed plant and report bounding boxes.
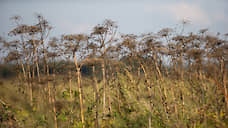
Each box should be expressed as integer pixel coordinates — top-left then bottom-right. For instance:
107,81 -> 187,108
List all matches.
0,15 -> 227,128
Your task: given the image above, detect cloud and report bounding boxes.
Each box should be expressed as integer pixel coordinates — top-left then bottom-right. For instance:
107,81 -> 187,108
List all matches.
169,3 -> 210,25
211,11 -> 227,22
144,2 -> 211,25
55,20 -> 93,34
75,24 -> 93,33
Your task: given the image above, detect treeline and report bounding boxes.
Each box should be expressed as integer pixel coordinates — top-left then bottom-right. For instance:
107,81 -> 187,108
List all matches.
0,61 -> 96,78
0,15 -> 228,128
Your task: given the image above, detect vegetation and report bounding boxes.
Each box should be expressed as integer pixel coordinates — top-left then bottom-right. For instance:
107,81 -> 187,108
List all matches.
0,15 -> 227,128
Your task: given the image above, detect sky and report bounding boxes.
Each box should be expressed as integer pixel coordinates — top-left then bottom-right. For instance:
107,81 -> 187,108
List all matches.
0,0 -> 228,38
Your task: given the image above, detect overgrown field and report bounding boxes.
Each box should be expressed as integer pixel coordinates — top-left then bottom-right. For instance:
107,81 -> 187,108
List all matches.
0,66 -> 228,128
0,15 -> 227,128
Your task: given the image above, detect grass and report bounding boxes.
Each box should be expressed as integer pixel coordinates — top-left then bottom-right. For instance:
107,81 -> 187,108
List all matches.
0,73 -> 228,128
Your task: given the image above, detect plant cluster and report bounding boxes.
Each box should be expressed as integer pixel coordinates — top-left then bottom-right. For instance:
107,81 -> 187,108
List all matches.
0,15 -> 227,128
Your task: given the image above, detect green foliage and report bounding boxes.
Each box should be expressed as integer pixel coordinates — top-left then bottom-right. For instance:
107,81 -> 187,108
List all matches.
35,114 -> 48,127
16,109 -> 29,121
57,112 -> 68,122
72,121 -> 84,128
62,89 -> 70,100
62,89 -> 79,101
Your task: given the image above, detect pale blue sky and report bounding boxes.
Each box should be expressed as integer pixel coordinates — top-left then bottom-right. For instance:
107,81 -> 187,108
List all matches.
0,0 -> 227,38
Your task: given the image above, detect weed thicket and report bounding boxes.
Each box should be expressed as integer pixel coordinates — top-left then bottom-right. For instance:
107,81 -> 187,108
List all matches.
0,15 -> 227,128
